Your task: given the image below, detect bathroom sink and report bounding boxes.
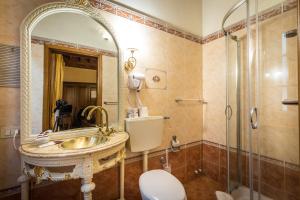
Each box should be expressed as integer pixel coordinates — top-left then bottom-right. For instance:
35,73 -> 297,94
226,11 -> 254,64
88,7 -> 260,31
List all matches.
59,135 -> 108,150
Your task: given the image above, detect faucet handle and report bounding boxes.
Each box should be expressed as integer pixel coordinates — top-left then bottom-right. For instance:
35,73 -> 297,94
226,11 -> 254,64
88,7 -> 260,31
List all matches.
100,127 -> 116,137
37,130 -> 52,138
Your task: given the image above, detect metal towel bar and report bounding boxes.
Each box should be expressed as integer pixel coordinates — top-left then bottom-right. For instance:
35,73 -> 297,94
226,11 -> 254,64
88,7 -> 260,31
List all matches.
175,98 -> 207,104
103,101 -> 118,105
282,99 -> 298,105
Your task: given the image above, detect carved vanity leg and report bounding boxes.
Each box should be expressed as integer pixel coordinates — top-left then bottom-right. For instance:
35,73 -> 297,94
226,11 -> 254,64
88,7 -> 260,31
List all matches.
18,174 -> 30,200
18,160 -> 30,200
81,177 -> 95,200
119,149 -> 125,200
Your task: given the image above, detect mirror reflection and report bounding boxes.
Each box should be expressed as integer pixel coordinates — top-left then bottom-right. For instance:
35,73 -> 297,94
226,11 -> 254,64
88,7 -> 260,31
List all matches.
30,12 -> 118,134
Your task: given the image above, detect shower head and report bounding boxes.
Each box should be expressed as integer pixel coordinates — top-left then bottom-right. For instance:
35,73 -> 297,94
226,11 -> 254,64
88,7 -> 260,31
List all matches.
284,29 -> 297,38
230,35 -> 239,41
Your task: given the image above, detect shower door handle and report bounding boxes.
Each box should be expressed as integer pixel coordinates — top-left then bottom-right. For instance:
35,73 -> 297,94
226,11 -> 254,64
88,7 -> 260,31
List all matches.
225,105 -> 232,120
250,107 -> 258,129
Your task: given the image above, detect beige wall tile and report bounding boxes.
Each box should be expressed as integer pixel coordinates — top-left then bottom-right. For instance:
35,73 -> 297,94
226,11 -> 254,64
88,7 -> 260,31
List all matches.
203,38 -> 227,145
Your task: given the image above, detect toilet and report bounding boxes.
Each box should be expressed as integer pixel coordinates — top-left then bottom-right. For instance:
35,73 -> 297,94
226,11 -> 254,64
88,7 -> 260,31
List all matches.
125,116 -> 187,200
139,169 -> 186,200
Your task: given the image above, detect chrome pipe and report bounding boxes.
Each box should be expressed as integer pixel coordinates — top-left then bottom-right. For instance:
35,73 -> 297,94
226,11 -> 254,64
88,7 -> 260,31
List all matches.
222,0 -> 247,35
225,33 -> 230,193
236,39 -> 242,186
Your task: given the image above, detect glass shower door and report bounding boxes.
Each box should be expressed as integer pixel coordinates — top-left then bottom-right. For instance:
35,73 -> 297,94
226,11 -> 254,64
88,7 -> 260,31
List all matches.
224,1 -> 299,199
256,1 -> 299,199
226,34 -> 244,193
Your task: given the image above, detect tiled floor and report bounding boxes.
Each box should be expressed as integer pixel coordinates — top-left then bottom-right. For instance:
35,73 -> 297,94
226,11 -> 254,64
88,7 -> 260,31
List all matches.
184,175 -> 226,200
1,175 -> 224,200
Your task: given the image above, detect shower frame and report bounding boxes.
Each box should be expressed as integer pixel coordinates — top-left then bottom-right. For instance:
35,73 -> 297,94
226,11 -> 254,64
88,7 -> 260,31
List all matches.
223,0 -> 259,199
222,0 -> 300,199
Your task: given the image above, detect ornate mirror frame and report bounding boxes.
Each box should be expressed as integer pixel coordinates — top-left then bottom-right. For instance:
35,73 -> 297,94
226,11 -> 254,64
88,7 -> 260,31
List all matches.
20,0 -> 122,144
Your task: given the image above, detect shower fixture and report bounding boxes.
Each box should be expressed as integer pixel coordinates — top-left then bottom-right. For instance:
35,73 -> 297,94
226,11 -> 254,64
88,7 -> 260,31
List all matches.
222,0 -> 250,197
222,0 -> 246,35
283,29 -> 297,38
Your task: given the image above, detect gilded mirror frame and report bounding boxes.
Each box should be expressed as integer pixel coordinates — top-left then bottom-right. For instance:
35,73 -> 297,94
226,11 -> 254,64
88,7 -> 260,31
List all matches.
20,0 -> 122,144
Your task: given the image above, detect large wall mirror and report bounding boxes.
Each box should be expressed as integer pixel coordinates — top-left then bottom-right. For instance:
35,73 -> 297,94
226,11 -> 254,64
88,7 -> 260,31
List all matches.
24,5 -> 119,140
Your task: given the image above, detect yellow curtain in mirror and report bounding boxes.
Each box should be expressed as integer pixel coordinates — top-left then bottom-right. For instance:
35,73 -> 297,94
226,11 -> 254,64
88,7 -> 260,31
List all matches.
50,54 -> 65,128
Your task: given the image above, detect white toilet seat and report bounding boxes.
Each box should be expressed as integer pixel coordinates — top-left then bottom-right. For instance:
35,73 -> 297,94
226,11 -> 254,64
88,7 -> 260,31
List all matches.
139,169 -> 186,200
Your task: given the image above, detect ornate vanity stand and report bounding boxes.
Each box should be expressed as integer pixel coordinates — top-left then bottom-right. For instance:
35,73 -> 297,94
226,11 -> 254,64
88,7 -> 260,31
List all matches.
18,132 -> 128,200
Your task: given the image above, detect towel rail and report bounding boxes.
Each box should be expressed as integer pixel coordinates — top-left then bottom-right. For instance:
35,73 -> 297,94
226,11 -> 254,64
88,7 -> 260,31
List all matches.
282,99 -> 298,105
103,101 -> 118,105
175,98 -> 207,104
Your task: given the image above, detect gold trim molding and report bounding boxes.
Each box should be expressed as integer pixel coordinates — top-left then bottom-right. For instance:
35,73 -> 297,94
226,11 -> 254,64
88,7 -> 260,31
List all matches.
20,1 -> 123,144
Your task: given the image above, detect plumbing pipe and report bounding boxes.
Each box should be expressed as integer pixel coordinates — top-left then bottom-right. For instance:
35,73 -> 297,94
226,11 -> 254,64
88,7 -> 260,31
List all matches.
143,151 -> 149,172
165,149 -> 169,168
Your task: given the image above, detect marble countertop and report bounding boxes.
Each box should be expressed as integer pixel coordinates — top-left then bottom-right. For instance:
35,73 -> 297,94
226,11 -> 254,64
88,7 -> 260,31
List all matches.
19,132 -> 129,158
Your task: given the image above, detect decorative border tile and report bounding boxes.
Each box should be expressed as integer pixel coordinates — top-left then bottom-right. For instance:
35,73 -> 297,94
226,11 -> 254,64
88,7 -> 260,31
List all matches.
23,0 -> 297,47
203,139 -> 299,169
126,139 -> 299,170
125,141 -> 198,163
285,162 -> 300,170
283,0 -> 298,12
89,0 -> 296,45
201,0 -> 297,44
89,0 -> 202,44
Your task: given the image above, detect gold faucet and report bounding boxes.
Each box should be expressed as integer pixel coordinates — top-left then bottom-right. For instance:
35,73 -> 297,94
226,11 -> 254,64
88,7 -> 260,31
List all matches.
81,105 -> 97,116
81,105 -> 103,127
81,105 -> 115,136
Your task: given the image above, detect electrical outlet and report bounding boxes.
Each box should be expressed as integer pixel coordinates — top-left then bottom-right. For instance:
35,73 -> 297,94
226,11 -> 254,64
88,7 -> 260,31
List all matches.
0,127 -> 19,138
1,127 -> 8,138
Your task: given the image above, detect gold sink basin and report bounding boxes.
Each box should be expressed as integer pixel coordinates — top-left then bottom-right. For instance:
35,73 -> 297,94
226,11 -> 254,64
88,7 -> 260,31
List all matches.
59,135 -> 108,150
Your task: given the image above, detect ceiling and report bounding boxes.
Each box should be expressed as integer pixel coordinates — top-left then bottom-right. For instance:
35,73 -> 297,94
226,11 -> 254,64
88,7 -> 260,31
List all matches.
113,0 -> 202,36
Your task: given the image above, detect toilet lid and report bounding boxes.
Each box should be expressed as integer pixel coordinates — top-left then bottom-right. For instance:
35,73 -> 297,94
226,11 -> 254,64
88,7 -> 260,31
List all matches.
139,169 -> 186,200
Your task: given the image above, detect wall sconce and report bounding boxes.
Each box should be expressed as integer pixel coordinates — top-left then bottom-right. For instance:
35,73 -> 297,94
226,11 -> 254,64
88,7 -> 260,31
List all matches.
124,48 -> 138,72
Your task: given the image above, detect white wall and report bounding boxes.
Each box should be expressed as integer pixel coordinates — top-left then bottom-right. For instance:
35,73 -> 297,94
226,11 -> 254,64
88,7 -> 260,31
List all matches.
31,43 -> 44,134
115,0 -> 202,36
102,56 -> 118,127
32,12 -> 117,52
202,0 -> 284,36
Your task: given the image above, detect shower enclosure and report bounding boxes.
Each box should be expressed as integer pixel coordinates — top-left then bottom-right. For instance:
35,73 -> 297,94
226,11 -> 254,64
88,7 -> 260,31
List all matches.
223,0 -> 299,199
